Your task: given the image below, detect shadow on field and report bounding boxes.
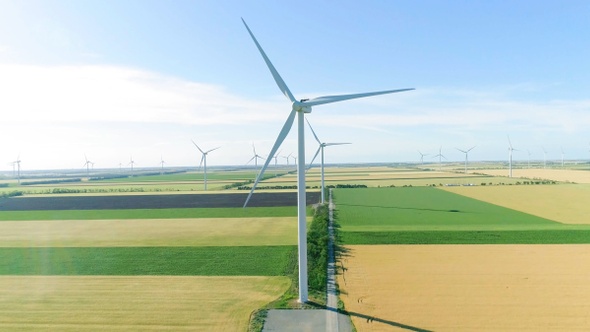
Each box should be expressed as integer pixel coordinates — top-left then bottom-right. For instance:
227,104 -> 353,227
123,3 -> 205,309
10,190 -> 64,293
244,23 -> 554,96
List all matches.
306,302 -> 432,332
338,203 -> 463,214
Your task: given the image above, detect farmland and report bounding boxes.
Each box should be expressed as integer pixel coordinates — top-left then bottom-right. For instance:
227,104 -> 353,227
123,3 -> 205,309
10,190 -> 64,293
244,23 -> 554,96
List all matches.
0,177 -> 309,330
334,184 -> 590,331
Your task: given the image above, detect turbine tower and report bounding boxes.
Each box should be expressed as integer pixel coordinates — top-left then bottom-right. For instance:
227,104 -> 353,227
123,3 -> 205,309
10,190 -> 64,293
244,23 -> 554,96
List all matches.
247,144 -> 265,168
432,146 -> 446,171
240,18 -> 413,303
12,155 -> 21,184
160,156 -> 165,175
272,150 -> 282,167
456,146 -> 475,174
128,156 -> 135,173
192,140 -> 220,191
306,118 -> 350,204
542,146 -> 547,169
561,147 -> 565,167
508,136 -> 517,178
83,154 -> 93,176
418,151 -> 428,165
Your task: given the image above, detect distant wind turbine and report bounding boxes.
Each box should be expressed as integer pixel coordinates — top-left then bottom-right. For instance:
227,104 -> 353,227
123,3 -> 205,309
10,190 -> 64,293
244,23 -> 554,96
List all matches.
240,18 -> 413,303
508,136 -> 517,178
542,146 -> 548,169
83,154 -> 93,176
160,156 -> 165,175
128,156 -> 135,173
272,150 -> 282,166
192,140 -> 220,191
12,154 -> 21,184
432,146 -> 446,170
418,151 -> 428,165
306,118 -> 351,204
561,147 -> 565,167
247,144 -> 265,168
456,146 -> 475,174
282,152 -> 293,165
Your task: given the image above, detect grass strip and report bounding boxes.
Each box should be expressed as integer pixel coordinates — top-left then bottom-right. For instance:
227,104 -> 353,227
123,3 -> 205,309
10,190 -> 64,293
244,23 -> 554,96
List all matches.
0,206 -> 297,221
341,230 -> 590,245
0,246 -> 296,276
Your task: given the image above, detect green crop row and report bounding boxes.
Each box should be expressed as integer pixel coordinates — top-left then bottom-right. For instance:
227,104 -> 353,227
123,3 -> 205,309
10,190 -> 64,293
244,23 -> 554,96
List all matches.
341,230 -> 590,245
0,246 -> 296,276
0,206 -> 298,221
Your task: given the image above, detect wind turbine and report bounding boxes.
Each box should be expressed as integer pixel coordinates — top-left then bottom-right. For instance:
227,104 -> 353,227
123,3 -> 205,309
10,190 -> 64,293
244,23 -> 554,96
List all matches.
306,118 -> 351,204
432,146 -> 446,170
12,154 -> 21,184
192,140 -> 220,191
282,153 -> 292,165
83,154 -> 93,176
128,156 -> 135,173
418,151 -> 428,165
561,147 -> 565,167
160,156 -> 165,175
456,146 -> 475,174
542,146 -> 548,169
241,18 -> 414,303
508,136 -> 517,178
247,144 -> 265,168
272,150 -> 282,167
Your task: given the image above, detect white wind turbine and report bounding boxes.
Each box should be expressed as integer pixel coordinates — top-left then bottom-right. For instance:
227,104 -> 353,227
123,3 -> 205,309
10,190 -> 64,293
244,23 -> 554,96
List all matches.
83,154 -> 93,176
272,150 -> 282,167
508,136 -> 517,178
241,18 -> 413,303
282,152 -> 293,165
306,118 -> 351,204
542,146 -> 548,169
12,154 -> 21,184
247,144 -> 265,168
128,156 -> 135,173
456,146 -> 475,174
561,147 -> 565,167
418,151 -> 428,165
432,146 -> 446,170
192,140 -> 220,191
160,156 -> 166,175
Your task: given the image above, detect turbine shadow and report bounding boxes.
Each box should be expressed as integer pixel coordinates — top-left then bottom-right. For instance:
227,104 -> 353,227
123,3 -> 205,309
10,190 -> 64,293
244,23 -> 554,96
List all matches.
337,203 -> 464,214
305,302 -> 432,332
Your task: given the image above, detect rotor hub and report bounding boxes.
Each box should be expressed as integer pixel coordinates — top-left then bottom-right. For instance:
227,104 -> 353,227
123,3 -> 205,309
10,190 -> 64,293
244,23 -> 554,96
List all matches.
292,101 -> 312,113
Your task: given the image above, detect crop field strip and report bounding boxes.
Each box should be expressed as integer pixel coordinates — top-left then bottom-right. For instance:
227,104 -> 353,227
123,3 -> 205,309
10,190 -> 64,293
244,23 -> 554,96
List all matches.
338,245 -> 590,332
0,276 -> 290,331
479,168 -> 590,184
0,190 -> 308,330
334,187 -> 590,244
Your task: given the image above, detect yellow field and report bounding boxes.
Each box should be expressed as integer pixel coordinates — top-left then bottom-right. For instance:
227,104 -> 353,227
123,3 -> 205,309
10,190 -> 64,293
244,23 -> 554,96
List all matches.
338,245 -> 590,331
0,217 -> 297,247
442,184 -> 590,224
479,168 -> 590,184
0,276 -> 290,331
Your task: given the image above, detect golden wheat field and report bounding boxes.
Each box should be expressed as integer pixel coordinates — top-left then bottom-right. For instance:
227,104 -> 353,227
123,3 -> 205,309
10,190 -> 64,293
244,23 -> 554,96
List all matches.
479,168 -> 590,184
338,245 -> 590,332
0,276 -> 290,331
441,184 -> 590,224
0,217 -> 297,247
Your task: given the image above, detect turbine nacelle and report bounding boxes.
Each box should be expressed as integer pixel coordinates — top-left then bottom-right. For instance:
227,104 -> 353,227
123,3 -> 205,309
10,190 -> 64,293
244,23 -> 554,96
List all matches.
292,100 -> 312,113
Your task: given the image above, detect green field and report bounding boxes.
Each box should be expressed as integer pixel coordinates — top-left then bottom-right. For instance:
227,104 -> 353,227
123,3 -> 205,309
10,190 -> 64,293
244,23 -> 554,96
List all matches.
0,246 -> 295,276
334,187 -> 590,244
0,206 -> 298,221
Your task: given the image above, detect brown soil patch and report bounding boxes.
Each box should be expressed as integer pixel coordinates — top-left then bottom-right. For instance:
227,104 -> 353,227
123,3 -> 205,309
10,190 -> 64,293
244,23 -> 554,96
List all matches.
339,245 -> 590,331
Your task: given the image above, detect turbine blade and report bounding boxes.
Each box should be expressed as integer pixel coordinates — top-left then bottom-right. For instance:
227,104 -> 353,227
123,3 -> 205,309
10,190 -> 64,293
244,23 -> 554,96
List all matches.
206,146 -> 221,154
246,156 -> 256,165
468,146 -> 476,152
198,155 -> 205,170
303,88 -> 414,107
241,18 -> 296,103
305,117 -> 322,144
325,142 -> 351,146
244,109 -> 296,207
191,140 -> 205,154
307,146 -> 322,171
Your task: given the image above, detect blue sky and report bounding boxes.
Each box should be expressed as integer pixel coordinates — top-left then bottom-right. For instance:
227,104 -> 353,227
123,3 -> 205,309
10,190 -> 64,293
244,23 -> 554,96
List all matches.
1,1 -> 589,170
